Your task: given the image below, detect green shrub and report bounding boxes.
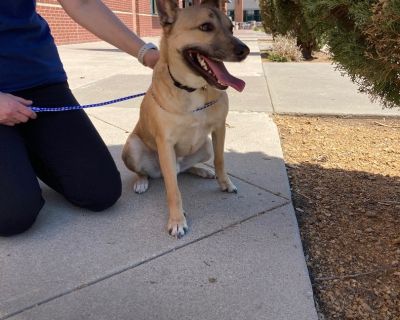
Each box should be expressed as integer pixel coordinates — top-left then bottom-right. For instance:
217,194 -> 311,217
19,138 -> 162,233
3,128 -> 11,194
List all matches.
270,34 -> 303,62
268,52 -> 289,62
259,0 -> 318,59
253,26 -> 265,32
302,0 -> 400,108
260,0 -> 400,108
259,0 -> 278,35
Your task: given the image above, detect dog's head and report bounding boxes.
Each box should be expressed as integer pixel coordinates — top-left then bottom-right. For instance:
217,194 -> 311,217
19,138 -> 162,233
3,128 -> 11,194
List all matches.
156,0 -> 250,92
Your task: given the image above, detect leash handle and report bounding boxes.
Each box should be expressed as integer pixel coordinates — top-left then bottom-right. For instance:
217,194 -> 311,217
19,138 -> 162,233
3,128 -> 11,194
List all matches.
30,93 -> 146,112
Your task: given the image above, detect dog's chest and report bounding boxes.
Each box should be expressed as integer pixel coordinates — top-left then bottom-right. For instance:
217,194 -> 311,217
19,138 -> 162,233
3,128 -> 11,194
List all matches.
174,113 -> 212,156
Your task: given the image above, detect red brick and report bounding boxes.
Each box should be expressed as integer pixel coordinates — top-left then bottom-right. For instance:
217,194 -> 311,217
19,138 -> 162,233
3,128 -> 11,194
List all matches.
36,0 -> 162,45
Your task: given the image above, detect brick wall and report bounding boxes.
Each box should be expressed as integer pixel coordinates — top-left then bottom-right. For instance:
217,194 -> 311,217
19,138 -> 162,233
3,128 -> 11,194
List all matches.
135,0 -> 162,37
37,0 -> 162,45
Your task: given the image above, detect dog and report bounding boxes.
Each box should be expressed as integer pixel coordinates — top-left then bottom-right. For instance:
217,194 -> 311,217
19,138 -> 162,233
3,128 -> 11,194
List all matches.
122,0 -> 249,238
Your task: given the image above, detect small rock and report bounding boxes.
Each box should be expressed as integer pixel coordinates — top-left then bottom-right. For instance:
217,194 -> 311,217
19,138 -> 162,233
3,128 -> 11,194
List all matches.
366,211 -> 377,218
208,277 -> 217,283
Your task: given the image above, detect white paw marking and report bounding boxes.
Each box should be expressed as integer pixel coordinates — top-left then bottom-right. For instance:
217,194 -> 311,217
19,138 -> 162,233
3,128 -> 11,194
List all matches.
133,176 -> 149,194
219,179 -> 238,193
168,216 -> 188,239
226,183 -> 238,193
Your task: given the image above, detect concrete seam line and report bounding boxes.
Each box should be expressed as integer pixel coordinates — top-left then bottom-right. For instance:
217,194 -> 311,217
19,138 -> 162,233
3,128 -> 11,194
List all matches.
203,163 -> 290,201
226,171 -> 290,201
0,201 -> 291,320
262,63 -> 276,114
88,114 -> 131,133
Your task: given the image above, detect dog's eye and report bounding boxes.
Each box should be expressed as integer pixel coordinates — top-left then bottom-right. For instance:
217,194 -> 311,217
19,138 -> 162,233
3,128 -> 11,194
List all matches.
199,23 -> 214,32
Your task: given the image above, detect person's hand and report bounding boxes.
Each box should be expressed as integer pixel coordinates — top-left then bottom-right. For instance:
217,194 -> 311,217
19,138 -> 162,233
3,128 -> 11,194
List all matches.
0,92 -> 36,126
143,49 -> 160,69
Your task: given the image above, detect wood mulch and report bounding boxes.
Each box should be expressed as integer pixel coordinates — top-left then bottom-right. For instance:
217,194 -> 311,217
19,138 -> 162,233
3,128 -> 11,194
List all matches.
274,115 -> 400,320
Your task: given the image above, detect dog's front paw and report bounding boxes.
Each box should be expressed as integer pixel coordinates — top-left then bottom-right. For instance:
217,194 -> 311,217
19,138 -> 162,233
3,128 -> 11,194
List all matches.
133,175 -> 149,194
218,177 -> 238,193
168,214 -> 188,239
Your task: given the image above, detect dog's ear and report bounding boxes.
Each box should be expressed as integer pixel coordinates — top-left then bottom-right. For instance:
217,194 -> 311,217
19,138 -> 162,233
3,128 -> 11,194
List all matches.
201,0 -> 221,9
156,0 -> 179,27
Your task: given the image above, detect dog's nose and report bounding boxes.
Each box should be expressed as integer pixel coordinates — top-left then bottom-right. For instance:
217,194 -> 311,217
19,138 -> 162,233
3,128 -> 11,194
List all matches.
234,43 -> 250,60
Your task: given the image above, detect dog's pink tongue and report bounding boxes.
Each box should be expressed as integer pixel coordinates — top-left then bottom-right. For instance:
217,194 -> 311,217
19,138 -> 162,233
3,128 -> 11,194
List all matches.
203,57 -> 246,92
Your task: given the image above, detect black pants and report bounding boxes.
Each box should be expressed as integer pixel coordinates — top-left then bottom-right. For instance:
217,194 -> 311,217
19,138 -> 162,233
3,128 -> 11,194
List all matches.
0,82 -> 122,236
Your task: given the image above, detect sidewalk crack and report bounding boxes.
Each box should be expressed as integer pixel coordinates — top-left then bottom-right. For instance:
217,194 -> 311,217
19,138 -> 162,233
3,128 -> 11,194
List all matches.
203,163 -> 291,201
88,114 -> 131,133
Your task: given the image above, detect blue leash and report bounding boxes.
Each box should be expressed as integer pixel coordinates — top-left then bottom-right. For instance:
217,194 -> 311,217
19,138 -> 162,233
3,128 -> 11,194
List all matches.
30,91 -> 218,113
30,92 -> 146,112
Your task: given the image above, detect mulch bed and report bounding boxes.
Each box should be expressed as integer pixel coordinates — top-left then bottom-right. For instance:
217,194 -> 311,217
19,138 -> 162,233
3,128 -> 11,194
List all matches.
274,115 -> 400,319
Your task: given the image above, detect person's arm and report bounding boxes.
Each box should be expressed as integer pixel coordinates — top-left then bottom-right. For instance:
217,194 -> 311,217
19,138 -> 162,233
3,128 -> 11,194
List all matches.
0,92 -> 36,126
58,0 -> 159,68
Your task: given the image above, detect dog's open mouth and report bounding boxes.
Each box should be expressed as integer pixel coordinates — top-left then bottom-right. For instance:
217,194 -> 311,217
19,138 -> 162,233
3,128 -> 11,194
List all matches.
184,49 -> 246,92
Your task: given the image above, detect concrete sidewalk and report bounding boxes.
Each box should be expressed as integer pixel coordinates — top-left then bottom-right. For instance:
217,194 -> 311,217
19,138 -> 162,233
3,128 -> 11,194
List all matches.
263,58 -> 400,117
0,33 -> 318,320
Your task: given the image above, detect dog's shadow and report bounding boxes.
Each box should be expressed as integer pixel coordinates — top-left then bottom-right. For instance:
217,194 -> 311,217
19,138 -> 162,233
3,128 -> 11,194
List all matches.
33,144 -> 285,237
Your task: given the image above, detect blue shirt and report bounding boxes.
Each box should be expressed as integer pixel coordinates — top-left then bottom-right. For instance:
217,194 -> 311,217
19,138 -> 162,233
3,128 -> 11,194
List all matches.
0,0 -> 67,92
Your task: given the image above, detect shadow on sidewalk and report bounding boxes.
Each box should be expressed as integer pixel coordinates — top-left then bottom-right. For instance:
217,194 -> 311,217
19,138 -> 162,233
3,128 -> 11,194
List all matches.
34,144 -> 399,227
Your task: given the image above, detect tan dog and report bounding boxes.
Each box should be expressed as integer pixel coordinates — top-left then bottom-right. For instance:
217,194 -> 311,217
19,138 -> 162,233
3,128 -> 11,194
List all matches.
122,0 -> 249,238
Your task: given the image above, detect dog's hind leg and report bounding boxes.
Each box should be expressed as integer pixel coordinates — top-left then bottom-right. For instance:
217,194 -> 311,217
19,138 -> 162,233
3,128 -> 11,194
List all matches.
122,133 -> 161,193
180,138 -> 215,179
186,166 -> 215,179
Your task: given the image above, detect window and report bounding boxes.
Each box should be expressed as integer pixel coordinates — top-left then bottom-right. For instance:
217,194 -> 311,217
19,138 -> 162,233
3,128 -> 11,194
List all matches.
244,9 -> 254,22
151,0 -> 157,15
182,0 -> 193,8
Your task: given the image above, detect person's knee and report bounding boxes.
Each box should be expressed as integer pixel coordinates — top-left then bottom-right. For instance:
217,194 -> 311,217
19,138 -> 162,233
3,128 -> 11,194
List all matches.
86,180 -> 122,212
0,196 -> 44,237
65,170 -> 122,212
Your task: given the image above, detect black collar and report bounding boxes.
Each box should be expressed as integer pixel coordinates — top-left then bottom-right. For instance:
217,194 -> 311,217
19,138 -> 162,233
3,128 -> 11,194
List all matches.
168,65 -> 197,93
